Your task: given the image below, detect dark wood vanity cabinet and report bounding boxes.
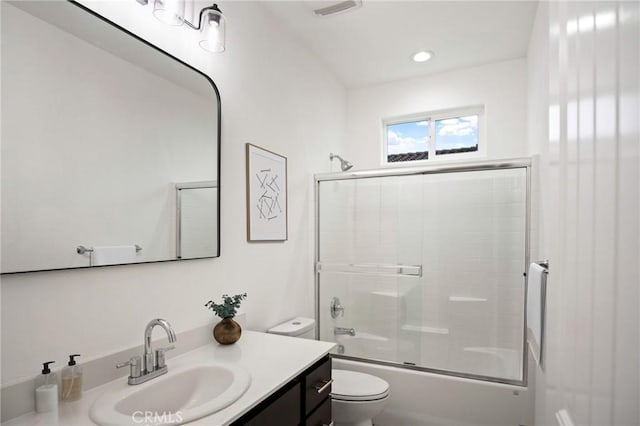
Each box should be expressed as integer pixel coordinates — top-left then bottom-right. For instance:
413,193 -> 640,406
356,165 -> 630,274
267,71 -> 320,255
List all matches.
240,382 -> 301,426
232,355 -> 332,426
305,398 -> 332,426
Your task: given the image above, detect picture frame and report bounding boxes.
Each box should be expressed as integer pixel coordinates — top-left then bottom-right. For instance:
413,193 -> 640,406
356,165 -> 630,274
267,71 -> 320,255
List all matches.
246,143 -> 288,241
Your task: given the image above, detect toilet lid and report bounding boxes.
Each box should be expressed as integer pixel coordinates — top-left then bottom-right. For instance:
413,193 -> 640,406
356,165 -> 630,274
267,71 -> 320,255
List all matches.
267,317 -> 315,336
331,369 -> 390,401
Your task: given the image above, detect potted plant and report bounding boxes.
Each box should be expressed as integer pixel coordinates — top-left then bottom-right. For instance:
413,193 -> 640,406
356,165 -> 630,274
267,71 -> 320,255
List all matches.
205,293 -> 247,345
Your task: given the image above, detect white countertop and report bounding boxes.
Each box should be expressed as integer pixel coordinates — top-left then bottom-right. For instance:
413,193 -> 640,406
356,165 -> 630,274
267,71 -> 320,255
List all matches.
3,331 -> 335,426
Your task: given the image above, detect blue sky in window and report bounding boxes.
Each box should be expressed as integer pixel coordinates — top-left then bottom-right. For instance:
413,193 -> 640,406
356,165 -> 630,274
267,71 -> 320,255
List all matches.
387,121 -> 429,155
435,115 -> 478,150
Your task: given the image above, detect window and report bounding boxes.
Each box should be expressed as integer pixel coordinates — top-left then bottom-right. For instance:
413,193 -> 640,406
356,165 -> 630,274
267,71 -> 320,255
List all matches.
383,107 -> 484,164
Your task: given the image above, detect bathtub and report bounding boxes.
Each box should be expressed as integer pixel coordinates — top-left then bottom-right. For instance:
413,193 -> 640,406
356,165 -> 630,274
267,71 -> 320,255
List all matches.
332,355 -> 535,426
334,331 -> 523,381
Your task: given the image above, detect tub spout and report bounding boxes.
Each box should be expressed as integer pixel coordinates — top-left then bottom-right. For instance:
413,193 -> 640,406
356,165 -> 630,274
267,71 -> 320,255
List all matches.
334,327 -> 356,336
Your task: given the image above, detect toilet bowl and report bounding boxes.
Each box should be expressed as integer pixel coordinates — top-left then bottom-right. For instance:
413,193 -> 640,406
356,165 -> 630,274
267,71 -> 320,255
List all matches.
331,369 -> 389,426
267,317 -> 390,426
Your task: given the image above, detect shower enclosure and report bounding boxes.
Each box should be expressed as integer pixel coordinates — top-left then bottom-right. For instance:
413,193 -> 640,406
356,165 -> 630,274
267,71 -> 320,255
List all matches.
315,159 -> 530,385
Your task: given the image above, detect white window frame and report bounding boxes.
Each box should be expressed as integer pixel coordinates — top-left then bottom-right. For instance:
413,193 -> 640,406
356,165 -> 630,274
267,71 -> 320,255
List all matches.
381,105 -> 486,166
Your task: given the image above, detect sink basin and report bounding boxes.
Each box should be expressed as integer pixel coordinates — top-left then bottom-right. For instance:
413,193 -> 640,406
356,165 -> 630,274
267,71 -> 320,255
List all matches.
90,363 -> 251,426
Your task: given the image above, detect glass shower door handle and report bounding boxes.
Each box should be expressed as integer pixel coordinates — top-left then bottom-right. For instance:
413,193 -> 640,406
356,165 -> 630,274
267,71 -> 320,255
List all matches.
316,262 -> 422,277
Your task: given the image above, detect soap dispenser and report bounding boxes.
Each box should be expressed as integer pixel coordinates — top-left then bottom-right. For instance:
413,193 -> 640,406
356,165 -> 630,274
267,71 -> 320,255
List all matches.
35,361 -> 58,413
61,354 -> 83,402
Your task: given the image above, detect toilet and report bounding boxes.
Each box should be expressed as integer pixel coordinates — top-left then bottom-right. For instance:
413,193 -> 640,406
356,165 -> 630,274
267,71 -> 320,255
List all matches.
267,317 -> 390,426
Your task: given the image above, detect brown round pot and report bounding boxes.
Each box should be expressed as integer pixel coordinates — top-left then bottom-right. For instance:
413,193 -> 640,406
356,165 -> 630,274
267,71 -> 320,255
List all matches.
213,317 -> 242,345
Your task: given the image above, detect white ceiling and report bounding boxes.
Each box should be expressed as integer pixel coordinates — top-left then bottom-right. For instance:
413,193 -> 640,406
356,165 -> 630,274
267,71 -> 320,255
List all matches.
261,0 -> 538,88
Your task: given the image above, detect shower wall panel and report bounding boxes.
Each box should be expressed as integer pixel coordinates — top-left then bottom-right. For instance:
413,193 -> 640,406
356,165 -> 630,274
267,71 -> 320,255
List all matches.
317,165 -> 528,384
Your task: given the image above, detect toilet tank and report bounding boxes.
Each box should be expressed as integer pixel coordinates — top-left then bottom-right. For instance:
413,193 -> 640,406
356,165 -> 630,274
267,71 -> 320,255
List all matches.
267,317 -> 316,339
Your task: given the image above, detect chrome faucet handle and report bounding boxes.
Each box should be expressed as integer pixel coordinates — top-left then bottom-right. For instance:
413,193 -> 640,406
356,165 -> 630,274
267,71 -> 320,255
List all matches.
155,345 -> 175,369
330,297 -> 345,319
116,355 -> 142,378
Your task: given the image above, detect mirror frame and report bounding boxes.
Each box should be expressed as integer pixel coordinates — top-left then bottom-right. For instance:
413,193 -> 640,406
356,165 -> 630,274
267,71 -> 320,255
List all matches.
1,0 -> 222,274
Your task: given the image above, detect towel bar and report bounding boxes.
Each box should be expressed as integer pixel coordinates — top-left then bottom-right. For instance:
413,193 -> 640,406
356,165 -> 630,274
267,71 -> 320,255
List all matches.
535,259 -> 549,271
77,245 -> 142,255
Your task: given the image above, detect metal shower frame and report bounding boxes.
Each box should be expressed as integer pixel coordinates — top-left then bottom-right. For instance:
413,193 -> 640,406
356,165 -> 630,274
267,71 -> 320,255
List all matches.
313,157 -> 532,387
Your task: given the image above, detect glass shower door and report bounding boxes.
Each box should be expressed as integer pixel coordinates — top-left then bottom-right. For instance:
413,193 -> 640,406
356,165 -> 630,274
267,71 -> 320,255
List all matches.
317,174 -> 424,365
316,166 -> 528,384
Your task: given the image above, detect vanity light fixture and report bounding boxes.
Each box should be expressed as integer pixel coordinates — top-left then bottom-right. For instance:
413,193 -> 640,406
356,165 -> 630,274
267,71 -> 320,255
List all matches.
138,0 -> 226,53
412,50 -> 434,63
153,0 -> 185,26
191,4 -> 226,53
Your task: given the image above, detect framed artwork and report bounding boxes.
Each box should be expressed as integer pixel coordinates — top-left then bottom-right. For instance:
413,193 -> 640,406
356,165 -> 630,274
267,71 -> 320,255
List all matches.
246,143 -> 288,241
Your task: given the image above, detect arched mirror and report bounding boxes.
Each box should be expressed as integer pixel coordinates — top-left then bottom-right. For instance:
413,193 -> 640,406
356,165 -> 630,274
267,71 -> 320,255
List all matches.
1,1 -> 221,273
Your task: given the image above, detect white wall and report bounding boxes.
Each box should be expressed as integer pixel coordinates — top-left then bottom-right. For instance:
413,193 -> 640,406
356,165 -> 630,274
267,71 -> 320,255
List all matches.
345,58 -> 528,170
0,0 -> 346,385
527,2 -> 639,425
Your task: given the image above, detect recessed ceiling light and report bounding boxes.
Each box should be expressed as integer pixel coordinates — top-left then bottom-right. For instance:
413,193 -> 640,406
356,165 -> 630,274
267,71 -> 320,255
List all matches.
412,50 -> 434,63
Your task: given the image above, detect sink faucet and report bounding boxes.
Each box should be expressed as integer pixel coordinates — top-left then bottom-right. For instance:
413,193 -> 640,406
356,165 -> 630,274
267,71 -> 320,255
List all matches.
117,318 -> 177,385
144,318 -> 177,373
334,327 -> 356,336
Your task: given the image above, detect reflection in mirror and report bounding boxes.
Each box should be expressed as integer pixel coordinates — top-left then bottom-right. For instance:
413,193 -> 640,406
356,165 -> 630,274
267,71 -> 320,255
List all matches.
1,1 -> 221,273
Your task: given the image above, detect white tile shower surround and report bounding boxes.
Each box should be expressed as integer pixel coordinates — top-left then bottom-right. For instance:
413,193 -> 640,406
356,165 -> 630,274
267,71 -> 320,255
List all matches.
318,168 -> 527,381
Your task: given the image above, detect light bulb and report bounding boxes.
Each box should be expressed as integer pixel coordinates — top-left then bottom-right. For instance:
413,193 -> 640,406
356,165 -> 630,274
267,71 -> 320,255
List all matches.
207,21 -> 220,47
412,51 -> 433,63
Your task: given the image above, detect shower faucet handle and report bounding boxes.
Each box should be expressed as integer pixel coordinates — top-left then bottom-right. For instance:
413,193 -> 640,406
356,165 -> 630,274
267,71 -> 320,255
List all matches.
330,297 -> 344,318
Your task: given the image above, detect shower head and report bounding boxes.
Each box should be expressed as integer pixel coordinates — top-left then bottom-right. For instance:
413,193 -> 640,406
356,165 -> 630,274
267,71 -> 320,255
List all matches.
329,153 -> 353,171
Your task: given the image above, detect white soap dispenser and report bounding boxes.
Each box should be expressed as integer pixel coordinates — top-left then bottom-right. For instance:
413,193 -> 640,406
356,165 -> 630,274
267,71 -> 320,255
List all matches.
61,354 -> 82,402
35,361 -> 58,413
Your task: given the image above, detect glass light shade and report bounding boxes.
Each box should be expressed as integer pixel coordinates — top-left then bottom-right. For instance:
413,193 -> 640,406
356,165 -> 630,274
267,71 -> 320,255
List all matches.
153,0 -> 185,26
199,8 -> 226,53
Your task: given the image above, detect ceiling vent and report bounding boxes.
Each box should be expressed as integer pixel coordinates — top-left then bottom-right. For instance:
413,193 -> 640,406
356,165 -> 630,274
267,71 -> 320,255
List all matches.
312,0 -> 362,17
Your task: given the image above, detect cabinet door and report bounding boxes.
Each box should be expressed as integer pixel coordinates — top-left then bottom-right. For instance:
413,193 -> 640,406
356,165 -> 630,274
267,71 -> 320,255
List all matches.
306,397 -> 332,426
304,357 -> 332,416
242,382 -> 301,426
